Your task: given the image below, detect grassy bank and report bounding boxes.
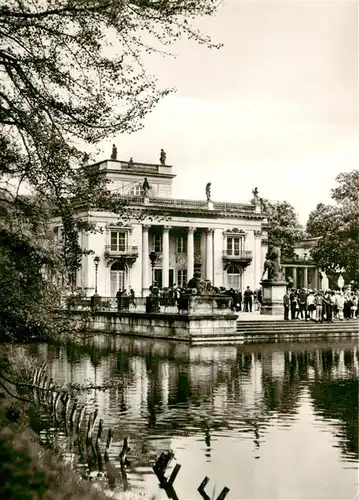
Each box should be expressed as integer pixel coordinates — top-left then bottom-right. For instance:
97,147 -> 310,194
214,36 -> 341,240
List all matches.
0,344 -> 145,500
0,392 -> 113,500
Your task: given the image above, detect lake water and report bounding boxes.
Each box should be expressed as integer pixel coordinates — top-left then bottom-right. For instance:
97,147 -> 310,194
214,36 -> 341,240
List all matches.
25,337 -> 359,500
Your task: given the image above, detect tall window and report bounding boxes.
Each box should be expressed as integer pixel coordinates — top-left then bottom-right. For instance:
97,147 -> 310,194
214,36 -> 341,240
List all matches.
110,231 -> 126,252
227,264 -> 241,290
194,233 -> 201,253
110,261 -> 126,296
153,234 -> 162,252
177,235 -> 187,253
227,237 -> 242,256
177,269 -> 187,288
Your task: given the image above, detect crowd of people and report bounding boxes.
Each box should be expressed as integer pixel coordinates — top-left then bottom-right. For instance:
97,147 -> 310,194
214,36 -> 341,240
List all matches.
115,277 -> 359,322
283,288 -> 358,322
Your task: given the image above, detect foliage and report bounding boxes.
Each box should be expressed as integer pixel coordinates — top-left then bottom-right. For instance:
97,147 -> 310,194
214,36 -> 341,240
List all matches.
263,200 -> 305,257
0,0 -> 220,338
306,170 -> 359,284
0,401 -> 111,499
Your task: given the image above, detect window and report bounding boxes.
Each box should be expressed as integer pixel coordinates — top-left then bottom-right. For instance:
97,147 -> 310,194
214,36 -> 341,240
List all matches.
110,261 -> 126,296
227,237 -> 242,256
177,235 -> 187,253
110,231 -> 126,252
227,264 -> 241,290
177,270 -> 187,288
153,234 -> 162,252
53,227 -> 63,245
194,232 -> 201,253
130,184 -> 143,196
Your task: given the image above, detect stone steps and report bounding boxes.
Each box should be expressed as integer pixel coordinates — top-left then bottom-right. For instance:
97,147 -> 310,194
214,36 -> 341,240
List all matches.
190,333 -> 245,345
237,320 -> 358,331
235,319 -> 358,342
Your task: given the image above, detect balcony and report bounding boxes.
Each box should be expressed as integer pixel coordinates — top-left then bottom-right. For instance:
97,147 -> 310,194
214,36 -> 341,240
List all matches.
222,249 -> 253,268
104,245 -> 139,267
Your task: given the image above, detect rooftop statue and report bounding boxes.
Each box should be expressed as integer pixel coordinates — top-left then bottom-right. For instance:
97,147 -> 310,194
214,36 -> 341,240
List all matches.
160,149 -> 166,165
142,177 -> 150,196
128,157 -> 133,166
262,246 -> 284,281
111,144 -> 117,160
206,182 -> 211,202
251,186 -> 259,204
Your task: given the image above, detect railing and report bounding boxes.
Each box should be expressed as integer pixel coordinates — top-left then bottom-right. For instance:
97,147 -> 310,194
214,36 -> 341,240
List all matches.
214,202 -> 256,212
222,250 -> 253,260
104,245 -> 139,256
62,294 -> 234,315
148,197 -> 208,208
115,195 -> 257,213
121,163 -> 159,173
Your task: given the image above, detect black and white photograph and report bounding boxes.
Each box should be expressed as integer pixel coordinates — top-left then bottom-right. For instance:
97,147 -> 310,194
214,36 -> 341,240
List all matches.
0,1 -> 358,499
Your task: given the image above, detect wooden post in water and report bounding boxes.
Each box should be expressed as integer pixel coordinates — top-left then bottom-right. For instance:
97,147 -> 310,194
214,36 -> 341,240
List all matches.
65,394 -> 71,419
104,428 -> 112,460
54,391 -> 62,413
198,477 -> 230,500
95,418 -> 103,447
119,437 -> 130,467
76,405 -> 86,435
32,367 -> 39,404
86,409 -> 98,446
70,402 -> 78,429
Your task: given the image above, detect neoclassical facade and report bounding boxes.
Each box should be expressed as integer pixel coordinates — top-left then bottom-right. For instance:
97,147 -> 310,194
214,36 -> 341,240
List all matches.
53,157 -> 269,297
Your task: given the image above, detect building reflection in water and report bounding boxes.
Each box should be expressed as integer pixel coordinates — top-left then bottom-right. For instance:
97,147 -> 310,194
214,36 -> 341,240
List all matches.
34,339 -> 358,469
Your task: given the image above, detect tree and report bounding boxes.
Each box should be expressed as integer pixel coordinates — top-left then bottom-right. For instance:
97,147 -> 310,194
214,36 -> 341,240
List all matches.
0,0 -> 221,337
306,170 -> 359,285
263,200 -> 305,258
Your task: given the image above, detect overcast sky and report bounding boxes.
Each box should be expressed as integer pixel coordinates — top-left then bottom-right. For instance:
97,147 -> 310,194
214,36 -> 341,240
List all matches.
98,0 -> 358,225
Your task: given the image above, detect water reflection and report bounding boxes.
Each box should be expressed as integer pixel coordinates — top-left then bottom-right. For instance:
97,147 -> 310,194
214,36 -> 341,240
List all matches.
29,338 -> 358,499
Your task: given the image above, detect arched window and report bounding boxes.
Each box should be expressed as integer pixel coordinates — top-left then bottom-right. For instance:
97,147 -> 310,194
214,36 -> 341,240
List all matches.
110,261 -> 126,296
227,264 -> 242,290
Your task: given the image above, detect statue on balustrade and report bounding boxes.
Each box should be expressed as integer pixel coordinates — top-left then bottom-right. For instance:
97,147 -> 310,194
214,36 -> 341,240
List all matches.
262,246 -> 284,282
205,182 -> 211,202
111,144 -> 118,160
251,186 -> 265,211
160,149 -> 166,165
142,177 -> 150,196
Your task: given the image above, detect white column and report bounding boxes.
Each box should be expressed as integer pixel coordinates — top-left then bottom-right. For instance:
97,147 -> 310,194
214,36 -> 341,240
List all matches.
304,267 -> 308,289
206,228 -> 214,282
162,226 -> 170,288
293,267 -> 297,288
142,225 -> 149,293
187,227 -> 195,280
254,230 -> 262,288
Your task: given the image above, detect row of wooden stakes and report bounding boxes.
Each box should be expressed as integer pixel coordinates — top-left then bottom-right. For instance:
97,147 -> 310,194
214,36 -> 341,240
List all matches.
30,361 -> 131,485
31,361 -> 230,499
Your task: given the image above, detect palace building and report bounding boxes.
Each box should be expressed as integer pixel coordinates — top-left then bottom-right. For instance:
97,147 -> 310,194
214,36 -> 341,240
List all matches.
53,156 -> 270,297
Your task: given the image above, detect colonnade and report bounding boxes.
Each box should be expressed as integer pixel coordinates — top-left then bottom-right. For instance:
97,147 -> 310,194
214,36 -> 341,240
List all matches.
141,225 -> 214,291
283,265 -> 319,289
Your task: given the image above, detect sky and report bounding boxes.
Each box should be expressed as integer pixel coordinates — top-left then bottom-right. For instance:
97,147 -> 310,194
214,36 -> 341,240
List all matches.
97,0 -> 358,225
